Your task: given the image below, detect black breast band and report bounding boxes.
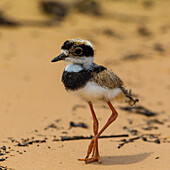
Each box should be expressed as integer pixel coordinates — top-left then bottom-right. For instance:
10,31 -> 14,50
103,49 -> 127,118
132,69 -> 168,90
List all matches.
62,65 -> 106,91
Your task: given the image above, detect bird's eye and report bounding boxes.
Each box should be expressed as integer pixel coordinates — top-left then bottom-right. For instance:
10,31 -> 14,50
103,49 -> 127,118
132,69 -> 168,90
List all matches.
74,47 -> 83,55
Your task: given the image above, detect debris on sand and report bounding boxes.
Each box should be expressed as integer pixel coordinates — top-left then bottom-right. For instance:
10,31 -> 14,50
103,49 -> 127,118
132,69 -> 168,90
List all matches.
118,133 -> 161,149
40,1 -> 69,20
142,0 -> 154,9
72,104 -> 86,111
102,28 -> 123,39
154,43 -> 165,53
137,26 -> 152,36
118,116 -> 169,149
123,126 -> 139,136
17,139 -> 46,147
1,146 -> 6,151
0,11 -> 19,26
60,135 -> 93,141
141,134 -> 161,144
69,121 -> 88,129
0,145 -> 10,162
74,0 -> 102,16
118,136 -> 140,149
0,0 -> 102,27
120,105 -> 157,117
141,119 -> 164,131
8,137 -> 46,147
0,165 -> 14,170
40,0 -> 102,20
99,134 -> 129,139
58,134 -> 129,141
44,123 -> 59,130
0,157 -> 6,161
122,53 -> 143,61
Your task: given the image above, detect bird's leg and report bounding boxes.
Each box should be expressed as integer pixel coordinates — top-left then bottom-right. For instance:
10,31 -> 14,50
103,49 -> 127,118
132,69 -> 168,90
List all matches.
87,102 -> 99,158
78,102 -> 100,162
85,101 -> 118,164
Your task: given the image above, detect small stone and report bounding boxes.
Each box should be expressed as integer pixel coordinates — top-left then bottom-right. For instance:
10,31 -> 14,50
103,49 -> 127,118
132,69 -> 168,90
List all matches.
1,146 -> 6,151
154,139 -> 160,144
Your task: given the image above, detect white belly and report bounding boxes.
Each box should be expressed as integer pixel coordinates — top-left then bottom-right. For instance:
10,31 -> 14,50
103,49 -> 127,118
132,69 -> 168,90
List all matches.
70,81 -> 124,102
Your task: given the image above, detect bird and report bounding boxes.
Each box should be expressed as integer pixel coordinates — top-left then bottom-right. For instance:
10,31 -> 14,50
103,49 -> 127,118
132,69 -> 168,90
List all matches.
51,38 -> 138,164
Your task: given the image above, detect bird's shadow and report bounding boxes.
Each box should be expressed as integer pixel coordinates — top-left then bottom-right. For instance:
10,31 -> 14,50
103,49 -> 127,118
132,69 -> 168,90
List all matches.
101,152 -> 152,165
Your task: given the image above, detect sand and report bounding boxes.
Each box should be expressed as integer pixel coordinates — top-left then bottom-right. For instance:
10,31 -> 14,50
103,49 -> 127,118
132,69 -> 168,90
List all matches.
0,0 -> 170,169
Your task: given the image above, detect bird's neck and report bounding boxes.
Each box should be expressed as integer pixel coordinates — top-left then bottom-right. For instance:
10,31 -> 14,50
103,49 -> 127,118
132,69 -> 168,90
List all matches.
81,57 -> 94,68
65,61 -> 96,73
65,56 -> 94,70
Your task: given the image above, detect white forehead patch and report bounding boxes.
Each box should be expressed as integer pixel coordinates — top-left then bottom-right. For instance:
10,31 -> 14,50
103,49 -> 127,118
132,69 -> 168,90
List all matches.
85,40 -> 93,48
71,39 -> 93,48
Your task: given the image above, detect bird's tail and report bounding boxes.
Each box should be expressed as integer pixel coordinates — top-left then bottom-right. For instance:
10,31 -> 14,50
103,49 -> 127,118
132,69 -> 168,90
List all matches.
120,86 -> 139,106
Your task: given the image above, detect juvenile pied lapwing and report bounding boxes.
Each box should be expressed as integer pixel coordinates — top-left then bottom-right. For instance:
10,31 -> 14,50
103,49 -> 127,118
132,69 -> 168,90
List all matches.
51,39 -> 138,164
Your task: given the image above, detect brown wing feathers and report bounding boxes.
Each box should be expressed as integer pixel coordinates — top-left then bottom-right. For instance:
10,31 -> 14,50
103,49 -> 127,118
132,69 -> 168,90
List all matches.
91,69 -> 139,105
91,69 -> 124,89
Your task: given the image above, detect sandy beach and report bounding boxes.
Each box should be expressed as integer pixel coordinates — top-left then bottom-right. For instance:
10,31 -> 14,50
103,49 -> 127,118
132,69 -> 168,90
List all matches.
0,0 -> 170,169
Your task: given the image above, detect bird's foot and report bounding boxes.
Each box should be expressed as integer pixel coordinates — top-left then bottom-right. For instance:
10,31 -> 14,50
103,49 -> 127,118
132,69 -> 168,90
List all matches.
78,136 -> 101,163
78,155 -> 101,164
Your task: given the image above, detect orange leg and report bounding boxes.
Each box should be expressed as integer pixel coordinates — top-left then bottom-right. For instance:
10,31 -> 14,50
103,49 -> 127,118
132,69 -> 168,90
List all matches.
79,101 -> 118,164
87,102 -> 99,159
78,102 -> 100,162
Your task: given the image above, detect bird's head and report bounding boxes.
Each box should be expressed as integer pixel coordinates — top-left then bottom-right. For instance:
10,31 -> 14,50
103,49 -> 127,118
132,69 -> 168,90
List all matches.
51,39 -> 94,67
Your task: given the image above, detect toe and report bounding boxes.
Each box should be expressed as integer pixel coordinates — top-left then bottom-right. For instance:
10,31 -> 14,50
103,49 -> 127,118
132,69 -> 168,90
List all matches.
85,158 -> 98,164
78,158 -> 86,161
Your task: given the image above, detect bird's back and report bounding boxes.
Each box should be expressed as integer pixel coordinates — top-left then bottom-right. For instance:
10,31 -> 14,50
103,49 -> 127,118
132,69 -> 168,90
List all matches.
90,68 -> 124,89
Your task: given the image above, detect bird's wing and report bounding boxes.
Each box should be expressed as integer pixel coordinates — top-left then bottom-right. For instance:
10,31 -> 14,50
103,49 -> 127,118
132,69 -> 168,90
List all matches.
90,67 -> 139,105
90,69 -> 124,89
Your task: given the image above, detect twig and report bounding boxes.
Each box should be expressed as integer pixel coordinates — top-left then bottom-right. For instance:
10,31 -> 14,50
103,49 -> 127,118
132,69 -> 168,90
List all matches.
57,134 -> 129,141
118,136 -> 141,149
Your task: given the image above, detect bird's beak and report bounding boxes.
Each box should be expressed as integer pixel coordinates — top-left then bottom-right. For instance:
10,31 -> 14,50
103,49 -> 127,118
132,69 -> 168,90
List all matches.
51,53 -> 68,62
